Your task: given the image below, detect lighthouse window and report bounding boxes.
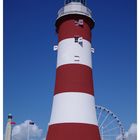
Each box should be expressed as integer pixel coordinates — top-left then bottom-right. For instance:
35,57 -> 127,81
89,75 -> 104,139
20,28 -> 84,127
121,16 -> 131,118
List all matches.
74,56 -> 80,62
74,37 -> 79,43
78,19 -> 84,25
75,19 -> 84,26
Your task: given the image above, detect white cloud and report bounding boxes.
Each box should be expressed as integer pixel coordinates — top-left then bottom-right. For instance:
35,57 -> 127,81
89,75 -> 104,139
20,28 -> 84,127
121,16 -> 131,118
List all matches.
12,120 -> 43,140
116,123 -> 137,140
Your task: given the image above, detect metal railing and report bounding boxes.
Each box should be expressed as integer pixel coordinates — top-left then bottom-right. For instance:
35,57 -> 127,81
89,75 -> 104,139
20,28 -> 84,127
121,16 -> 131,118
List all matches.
57,4 -> 92,18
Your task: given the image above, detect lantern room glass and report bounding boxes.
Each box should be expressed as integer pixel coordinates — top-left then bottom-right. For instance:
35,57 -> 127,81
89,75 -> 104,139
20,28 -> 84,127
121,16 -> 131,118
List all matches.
65,0 -> 86,5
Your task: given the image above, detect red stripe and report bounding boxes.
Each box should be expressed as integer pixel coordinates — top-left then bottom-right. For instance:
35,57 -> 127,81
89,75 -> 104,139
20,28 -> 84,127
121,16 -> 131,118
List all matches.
56,14 -> 94,31
56,15 -> 93,42
46,123 -> 101,140
54,64 -> 94,95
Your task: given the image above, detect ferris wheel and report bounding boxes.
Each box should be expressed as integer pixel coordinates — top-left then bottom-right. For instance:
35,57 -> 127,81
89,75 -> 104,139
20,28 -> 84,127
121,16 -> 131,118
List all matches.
95,105 -> 126,140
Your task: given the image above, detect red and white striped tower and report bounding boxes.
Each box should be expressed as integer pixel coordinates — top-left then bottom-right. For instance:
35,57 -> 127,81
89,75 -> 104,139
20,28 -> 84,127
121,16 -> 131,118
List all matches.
46,0 -> 101,140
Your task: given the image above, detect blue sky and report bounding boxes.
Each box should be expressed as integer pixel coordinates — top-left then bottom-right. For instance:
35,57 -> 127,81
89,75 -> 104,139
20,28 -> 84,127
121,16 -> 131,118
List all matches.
4,0 -> 136,139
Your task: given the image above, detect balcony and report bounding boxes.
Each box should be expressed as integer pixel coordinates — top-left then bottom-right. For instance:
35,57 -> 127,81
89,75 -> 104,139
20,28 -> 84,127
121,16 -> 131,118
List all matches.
57,2 -> 92,19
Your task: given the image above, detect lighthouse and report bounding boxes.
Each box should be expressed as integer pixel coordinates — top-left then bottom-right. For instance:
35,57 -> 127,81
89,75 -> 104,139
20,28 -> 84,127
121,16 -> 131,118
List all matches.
46,0 -> 101,140
4,114 -> 12,140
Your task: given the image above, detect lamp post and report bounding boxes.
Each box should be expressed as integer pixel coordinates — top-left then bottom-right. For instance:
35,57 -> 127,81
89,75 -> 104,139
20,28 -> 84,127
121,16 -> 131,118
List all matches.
27,123 -> 29,140
27,121 -> 35,140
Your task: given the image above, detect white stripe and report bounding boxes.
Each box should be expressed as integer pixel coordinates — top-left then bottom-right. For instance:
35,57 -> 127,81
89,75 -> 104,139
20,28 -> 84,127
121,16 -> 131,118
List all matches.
49,92 -> 98,125
5,120 -> 12,140
57,38 -> 92,68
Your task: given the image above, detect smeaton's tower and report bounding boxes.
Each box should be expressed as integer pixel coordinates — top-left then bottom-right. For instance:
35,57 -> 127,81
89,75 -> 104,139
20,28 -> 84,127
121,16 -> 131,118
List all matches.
46,0 -> 101,139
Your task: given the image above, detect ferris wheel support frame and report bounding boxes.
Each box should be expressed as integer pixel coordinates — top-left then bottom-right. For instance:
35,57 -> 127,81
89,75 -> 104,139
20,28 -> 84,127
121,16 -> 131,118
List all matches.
95,105 -> 126,140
